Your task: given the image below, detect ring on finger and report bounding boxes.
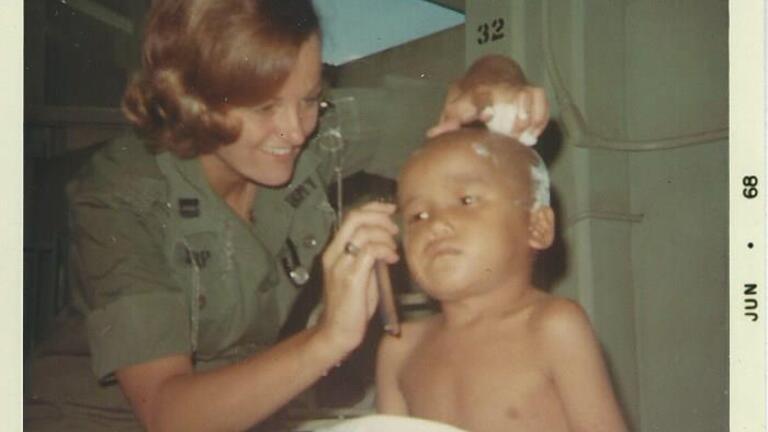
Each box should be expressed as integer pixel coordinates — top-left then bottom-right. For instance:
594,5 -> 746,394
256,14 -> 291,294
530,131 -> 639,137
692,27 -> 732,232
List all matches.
344,241 -> 360,257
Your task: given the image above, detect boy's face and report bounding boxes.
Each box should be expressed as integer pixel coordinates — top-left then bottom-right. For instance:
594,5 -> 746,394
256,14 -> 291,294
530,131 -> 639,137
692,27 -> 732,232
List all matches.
398,139 -> 534,301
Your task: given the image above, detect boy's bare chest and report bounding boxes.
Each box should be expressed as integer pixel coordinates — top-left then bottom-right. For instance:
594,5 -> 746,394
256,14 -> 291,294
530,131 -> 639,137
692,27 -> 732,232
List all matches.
399,331 -> 567,431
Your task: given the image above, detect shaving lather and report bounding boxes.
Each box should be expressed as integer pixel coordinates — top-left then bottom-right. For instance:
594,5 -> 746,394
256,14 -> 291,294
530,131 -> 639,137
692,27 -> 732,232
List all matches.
482,102 -> 538,146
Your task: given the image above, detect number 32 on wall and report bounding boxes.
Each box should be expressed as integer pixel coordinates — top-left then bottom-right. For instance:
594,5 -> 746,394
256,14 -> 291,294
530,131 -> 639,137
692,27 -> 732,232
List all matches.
477,18 -> 505,45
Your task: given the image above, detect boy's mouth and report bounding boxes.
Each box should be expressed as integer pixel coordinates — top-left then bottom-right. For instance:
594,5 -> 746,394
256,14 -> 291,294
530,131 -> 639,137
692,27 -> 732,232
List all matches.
424,240 -> 462,259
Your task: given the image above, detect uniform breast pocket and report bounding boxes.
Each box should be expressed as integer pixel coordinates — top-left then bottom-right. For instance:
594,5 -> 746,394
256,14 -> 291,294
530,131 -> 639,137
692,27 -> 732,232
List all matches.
173,232 -> 248,353
173,232 -> 236,313
174,232 -> 226,274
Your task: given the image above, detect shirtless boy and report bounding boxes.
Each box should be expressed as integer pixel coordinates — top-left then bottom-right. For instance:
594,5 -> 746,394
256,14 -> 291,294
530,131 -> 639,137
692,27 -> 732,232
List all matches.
376,129 -> 628,432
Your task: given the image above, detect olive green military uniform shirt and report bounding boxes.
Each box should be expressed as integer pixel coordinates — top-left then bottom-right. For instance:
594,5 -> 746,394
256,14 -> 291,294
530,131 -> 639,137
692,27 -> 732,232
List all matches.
68,85 -> 442,381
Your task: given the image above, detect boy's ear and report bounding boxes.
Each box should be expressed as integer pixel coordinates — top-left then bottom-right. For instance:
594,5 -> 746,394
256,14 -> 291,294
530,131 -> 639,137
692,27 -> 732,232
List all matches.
528,206 -> 555,250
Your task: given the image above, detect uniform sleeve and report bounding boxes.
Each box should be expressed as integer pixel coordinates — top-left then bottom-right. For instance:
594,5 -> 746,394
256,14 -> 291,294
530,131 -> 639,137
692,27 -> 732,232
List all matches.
318,78 -> 447,180
69,143 -> 191,381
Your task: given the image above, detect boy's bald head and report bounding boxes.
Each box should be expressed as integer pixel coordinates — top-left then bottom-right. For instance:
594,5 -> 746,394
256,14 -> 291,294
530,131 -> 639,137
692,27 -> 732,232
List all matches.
402,128 -> 550,209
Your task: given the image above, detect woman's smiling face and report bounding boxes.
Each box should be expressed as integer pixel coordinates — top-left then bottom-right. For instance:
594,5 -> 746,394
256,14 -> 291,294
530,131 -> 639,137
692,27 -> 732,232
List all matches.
206,34 -> 323,188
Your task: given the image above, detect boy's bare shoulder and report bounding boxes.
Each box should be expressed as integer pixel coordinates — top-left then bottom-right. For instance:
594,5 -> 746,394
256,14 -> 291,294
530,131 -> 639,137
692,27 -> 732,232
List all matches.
527,295 -> 593,341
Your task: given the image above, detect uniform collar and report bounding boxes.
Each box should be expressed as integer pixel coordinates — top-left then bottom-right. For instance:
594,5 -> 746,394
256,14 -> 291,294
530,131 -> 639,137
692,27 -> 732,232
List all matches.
154,153 -> 227,236
161,144 -> 324,255
168,144 -> 323,199
172,154 -> 215,198
252,145 -> 324,255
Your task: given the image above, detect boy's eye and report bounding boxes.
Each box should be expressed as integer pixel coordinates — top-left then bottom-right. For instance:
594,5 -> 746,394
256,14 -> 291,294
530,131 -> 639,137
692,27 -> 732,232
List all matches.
409,211 -> 429,223
319,99 -> 333,115
460,195 -> 477,206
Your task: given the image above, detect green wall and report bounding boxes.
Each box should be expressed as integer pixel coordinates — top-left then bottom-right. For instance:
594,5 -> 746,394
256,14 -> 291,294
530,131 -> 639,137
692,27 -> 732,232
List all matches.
625,3 -> 728,431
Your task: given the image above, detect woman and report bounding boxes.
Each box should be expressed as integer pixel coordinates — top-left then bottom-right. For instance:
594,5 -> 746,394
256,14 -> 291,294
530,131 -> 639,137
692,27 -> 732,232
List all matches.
65,0 -> 549,430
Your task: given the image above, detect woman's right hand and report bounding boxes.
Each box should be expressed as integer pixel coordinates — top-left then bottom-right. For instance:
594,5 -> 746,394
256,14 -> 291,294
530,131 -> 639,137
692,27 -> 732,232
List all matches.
318,201 -> 400,356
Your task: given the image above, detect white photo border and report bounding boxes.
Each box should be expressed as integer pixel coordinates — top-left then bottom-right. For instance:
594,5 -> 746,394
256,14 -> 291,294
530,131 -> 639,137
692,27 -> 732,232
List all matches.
731,1 -> 767,431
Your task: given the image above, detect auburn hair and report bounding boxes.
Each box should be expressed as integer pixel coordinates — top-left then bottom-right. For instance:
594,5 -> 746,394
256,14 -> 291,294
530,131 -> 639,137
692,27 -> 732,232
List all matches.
122,0 -> 320,157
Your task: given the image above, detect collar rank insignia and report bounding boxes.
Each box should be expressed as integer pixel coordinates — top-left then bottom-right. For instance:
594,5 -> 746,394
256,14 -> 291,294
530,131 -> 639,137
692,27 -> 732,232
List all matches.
179,198 -> 200,218
285,177 -> 318,208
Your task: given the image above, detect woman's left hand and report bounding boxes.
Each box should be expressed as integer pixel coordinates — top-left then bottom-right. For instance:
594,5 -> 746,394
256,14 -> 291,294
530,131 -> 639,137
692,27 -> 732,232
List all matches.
427,70 -> 550,141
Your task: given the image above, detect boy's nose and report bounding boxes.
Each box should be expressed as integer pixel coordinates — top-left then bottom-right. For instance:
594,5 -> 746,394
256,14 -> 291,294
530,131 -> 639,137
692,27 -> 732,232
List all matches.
425,211 -> 454,237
